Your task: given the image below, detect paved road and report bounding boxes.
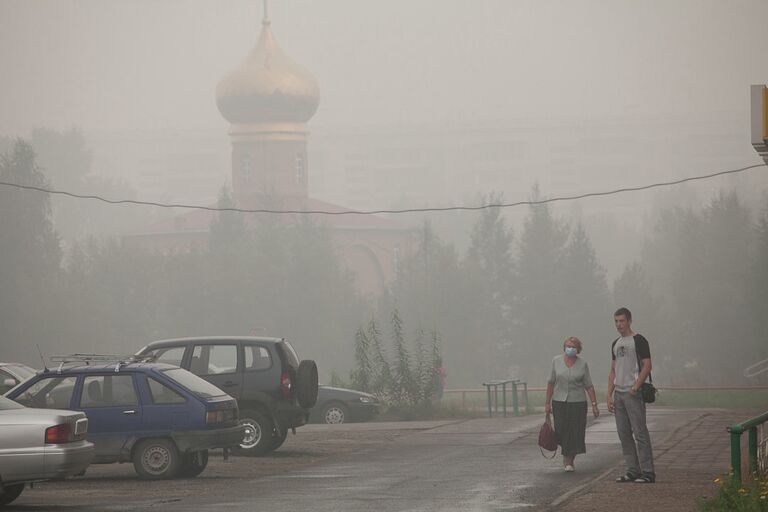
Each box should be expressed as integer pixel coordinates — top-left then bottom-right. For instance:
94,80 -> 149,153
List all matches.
8,408 -> 709,512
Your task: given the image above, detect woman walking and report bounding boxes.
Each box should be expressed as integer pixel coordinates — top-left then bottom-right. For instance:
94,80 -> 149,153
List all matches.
544,336 -> 599,471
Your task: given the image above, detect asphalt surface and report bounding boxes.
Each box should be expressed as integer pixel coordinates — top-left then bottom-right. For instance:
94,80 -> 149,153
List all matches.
7,408 -> 715,512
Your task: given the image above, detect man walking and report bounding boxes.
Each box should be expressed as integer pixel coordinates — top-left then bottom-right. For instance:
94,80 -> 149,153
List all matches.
606,307 -> 655,483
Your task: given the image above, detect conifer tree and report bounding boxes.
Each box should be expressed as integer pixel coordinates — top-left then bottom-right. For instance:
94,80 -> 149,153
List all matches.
0,140 -> 62,362
639,192 -> 756,384
513,185 -> 569,381
559,222 -> 609,360
465,192 -> 515,379
613,262 -> 661,338
687,192 -> 754,380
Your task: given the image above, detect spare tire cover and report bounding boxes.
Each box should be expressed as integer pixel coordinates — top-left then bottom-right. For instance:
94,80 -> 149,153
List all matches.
296,360 -> 319,409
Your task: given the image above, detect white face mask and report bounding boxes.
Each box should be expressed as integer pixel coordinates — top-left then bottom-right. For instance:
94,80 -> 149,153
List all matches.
564,347 -> 578,357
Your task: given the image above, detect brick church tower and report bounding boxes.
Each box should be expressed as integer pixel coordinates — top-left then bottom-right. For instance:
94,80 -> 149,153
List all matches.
216,2 -> 320,205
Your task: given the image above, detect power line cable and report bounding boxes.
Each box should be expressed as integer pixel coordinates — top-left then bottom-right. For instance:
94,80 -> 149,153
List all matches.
0,163 -> 765,216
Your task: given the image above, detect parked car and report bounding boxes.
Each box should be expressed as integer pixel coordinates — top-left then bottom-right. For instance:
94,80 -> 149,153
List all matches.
5,356 -> 244,480
0,395 -> 94,506
136,337 -> 318,456
310,385 -> 380,424
0,362 -> 36,394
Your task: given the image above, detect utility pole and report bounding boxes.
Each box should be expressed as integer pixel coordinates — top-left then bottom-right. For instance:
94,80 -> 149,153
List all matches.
751,84 -> 768,164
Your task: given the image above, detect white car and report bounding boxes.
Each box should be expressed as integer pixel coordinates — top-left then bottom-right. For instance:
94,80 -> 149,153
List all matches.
0,396 -> 94,506
0,362 -> 36,394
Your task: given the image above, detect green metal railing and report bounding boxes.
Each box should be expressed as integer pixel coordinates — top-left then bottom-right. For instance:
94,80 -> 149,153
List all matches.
727,410 -> 768,484
481,379 -> 529,417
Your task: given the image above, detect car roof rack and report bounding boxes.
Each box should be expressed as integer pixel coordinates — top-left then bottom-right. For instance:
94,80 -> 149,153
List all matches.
49,353 -> 156,373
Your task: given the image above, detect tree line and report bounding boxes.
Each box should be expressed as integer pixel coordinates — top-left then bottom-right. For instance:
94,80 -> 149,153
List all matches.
0,138 -> 363,374
1,134 -> 766,388
384,188 -> 768,388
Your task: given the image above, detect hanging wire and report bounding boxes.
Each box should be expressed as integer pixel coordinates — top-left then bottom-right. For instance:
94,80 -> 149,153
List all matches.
0,163 -> 765,216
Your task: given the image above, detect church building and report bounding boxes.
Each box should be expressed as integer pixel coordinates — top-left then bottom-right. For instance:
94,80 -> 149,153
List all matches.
126,4 -> 414,296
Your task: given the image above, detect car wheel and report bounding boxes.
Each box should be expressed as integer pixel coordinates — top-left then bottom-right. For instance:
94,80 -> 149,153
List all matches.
178,449 -> 209,478
295,360 -> 319,409
237,411 -> 275,456
322,402 -> 349,424
272,427 -> 289,450
133,438 -> 180,479
0,483 -> 24,505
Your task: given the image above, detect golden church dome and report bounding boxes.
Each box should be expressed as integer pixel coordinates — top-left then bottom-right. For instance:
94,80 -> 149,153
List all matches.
216,17 -> 320,125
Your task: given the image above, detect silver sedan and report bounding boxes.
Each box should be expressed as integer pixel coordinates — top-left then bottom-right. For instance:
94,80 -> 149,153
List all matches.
0,362 -> 37,394
0,396 -> 94,506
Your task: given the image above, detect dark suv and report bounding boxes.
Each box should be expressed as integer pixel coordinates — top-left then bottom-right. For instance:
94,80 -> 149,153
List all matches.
136,337 -> 318,455
6,357 -> 244,479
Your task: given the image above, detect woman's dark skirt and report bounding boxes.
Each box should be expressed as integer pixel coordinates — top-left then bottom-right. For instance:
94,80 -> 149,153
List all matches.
551,400 -> 587,456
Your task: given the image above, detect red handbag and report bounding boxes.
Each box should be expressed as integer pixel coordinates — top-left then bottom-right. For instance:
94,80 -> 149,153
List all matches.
538,413 -> 558,457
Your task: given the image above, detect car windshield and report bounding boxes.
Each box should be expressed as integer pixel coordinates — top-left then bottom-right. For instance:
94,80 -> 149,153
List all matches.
279,341 -> 300,368
162,368 -> 227,398
11,364 -> 36,380
0,395 -> 24,410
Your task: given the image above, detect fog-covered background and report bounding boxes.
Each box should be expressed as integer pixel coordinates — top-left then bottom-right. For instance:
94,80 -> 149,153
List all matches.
3,0 -> 767,130
1,0 -> 767,389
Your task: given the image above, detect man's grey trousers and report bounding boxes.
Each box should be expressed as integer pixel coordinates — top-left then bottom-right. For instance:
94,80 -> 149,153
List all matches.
613,390 -> 655,477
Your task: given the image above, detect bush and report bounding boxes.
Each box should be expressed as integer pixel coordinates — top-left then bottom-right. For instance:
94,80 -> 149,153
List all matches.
350,310 -> 444,409
700,473 -> 768,511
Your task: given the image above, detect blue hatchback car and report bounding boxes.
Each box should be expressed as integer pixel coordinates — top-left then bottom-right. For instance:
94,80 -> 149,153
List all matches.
6,356 -> 244,480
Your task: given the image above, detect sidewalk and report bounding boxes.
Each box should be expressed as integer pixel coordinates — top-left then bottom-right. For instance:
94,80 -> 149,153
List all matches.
546,409 -> 756,512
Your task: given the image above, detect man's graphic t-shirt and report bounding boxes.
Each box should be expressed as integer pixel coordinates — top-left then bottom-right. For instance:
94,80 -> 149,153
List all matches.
611,334 -> 651,392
